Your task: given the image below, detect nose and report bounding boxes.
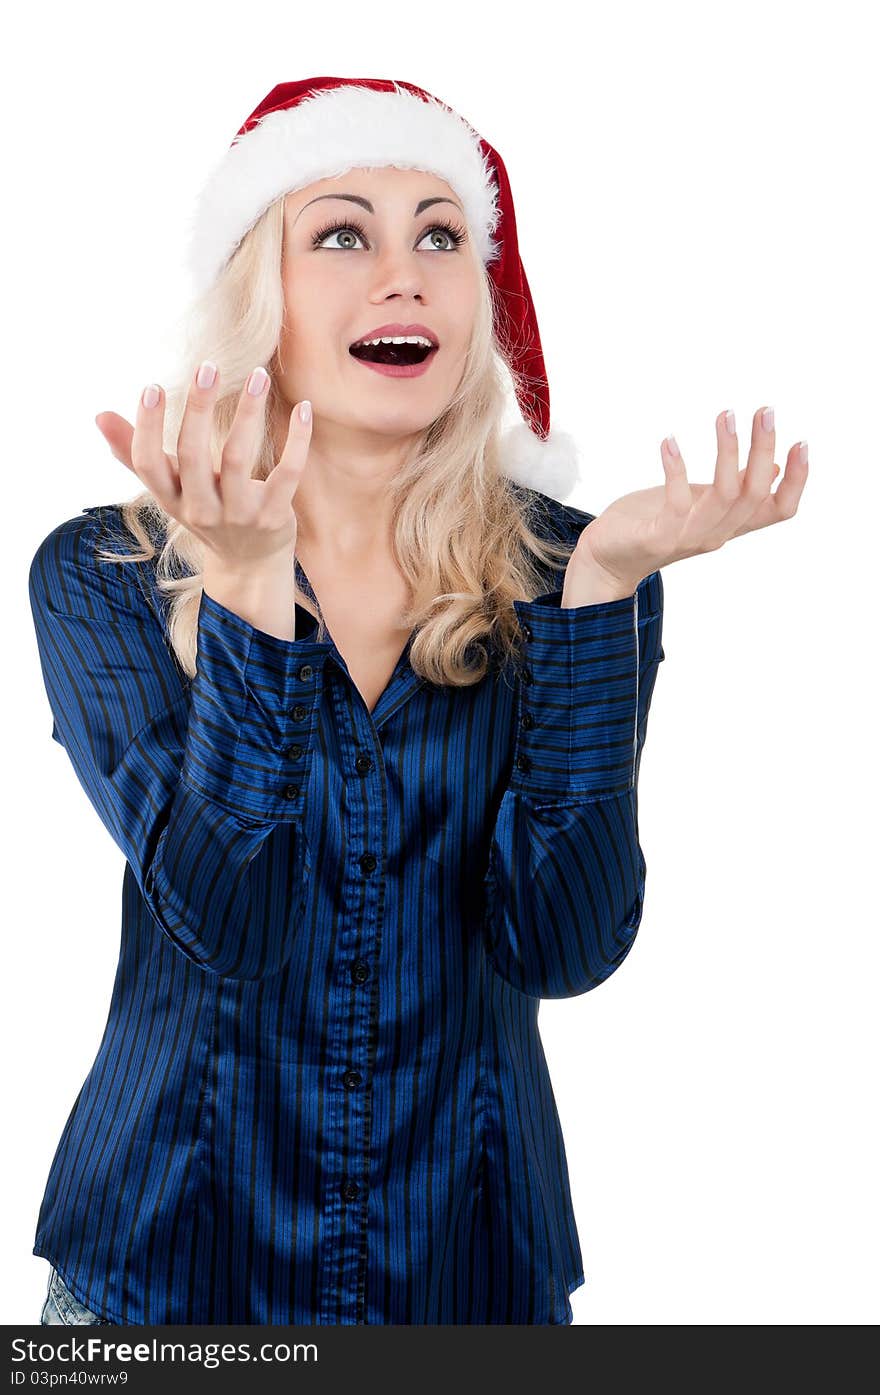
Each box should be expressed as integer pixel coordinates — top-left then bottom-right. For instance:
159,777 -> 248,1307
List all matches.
369,252 -> 426,304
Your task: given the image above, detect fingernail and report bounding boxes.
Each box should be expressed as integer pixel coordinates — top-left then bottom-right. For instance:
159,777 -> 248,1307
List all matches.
762,406 -> 774,432
666,435 -> 680,457
299,400 -> 312,423
142,384 -> 160,409
247,367 -> 269,397
799,441 -> 809,465
725,410 -> 736,435
197,360 -> 217,390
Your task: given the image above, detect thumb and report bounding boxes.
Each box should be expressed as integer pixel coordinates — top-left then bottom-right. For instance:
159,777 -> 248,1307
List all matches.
95,412 -> 135,471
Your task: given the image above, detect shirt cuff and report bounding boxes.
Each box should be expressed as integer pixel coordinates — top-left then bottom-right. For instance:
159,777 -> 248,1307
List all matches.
180,589 -> 332,822
510,587 -> 640,798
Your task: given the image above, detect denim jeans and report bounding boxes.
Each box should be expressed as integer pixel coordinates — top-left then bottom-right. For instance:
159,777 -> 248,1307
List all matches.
40,1267 -> 113,1325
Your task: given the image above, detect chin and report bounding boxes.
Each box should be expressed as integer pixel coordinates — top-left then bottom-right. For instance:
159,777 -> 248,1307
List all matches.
357,405 -> 441,438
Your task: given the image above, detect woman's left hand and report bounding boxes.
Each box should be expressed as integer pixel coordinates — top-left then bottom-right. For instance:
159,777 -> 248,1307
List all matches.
564,404 -> 809,603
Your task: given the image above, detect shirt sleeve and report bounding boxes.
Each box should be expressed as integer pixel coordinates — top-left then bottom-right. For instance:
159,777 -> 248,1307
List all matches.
28,508 -> 329,981
482,567 -> 666,998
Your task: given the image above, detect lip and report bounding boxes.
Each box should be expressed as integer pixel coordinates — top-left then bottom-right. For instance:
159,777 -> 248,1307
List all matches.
351,348 -> 439,378
349,322 -> 439,349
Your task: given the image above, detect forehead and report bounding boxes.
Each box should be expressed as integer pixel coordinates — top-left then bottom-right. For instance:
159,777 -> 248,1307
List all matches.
284,166 -> 461,218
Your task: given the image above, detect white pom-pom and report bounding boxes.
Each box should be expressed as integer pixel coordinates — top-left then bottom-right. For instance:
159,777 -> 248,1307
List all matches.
500,422 -> 582,501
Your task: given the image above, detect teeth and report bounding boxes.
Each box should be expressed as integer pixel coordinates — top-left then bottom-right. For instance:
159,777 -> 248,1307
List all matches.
353,335 -> 435,348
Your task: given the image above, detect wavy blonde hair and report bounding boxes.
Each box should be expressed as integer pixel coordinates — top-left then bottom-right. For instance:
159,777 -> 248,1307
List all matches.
95,192 -> 577,687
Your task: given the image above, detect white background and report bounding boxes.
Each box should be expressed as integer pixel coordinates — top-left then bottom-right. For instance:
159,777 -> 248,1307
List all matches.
4,0 -> 876,1327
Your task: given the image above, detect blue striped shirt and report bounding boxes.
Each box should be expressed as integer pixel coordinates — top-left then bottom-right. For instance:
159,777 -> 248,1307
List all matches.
27,489 -> 665,1325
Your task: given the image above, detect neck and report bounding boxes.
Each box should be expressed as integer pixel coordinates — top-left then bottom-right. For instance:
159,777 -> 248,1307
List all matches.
272,406 -> 420,561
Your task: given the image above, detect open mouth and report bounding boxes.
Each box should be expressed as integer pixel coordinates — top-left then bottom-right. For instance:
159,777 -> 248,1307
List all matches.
349,341 -> 438,367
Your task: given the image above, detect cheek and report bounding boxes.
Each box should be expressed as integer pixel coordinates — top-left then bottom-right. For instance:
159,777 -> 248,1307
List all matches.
442,279 -> 479,343
282,277 -> 349,352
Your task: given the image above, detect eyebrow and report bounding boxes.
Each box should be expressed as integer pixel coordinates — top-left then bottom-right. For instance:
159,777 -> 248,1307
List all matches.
292,194 -> 462,226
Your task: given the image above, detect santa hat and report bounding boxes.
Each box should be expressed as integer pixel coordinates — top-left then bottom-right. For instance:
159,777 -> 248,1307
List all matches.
184,77 -> 581,500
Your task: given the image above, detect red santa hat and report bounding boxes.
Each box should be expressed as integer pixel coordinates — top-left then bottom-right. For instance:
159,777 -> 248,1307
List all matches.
184,77 -> 580,500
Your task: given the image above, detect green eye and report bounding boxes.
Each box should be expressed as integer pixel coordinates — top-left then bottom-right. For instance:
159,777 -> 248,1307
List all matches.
311,217 -> 468,251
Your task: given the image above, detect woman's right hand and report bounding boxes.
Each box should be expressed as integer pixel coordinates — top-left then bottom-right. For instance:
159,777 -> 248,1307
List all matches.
94,362 -> 313,572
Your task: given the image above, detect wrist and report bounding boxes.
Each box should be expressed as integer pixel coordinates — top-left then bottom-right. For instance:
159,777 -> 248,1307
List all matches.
201,554 -> 297,641
202,550 -> 294,582
562,554 -> 638,607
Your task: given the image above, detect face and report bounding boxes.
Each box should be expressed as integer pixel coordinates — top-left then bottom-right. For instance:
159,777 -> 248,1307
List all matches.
273,166 -> 481,454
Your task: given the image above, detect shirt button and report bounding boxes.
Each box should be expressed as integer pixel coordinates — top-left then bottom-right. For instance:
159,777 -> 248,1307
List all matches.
359,852 -> 378,874
282,783 -> 300,800
520,711 -> 534,730
350,960 -> 370,985
289,703 -> 308,721
355,754 -> 374,775
297,665 -> 314,682
343,1069 -> 362,1090
516,754 -> 531,774
284,744 -> 304,761
520,623 -> 533,642
340,1178 -> 360,1202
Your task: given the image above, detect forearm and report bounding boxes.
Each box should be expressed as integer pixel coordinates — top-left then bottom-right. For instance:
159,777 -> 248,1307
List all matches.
203,554 -> 298,640
29,515 -> 322,981
483,570 -> 665,997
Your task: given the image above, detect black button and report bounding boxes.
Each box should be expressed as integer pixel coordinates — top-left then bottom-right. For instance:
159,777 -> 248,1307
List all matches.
355,754 -> 374,775
521,623 -> 533,642
343,1069 -> 362,1090
289,703 -> 308,721
282,784 -> 300,800
359,852 -> 378,874
350,960 -> 370,985
284,744 -> 304,761
340,1178 -> 360,1202
298,664 -> 314,682
520,711 -> 534,729
516,754 -> 531,774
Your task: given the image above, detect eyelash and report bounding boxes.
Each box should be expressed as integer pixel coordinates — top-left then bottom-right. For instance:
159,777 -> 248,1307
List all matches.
310,217 -> 468,252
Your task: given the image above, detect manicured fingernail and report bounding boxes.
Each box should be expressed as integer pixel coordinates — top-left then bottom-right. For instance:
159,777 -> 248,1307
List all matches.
666,435 -> 680,457
725,410 -> 736,435
142,384 -> 160,409
299,400 -> 312,423
762,406 -> 774,432
247,367 -> 269,396
196,360 -> 217,390
799,441 -> 808,465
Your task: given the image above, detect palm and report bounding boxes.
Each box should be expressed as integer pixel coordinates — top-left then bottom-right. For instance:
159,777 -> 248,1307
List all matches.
602,472 -> 763,548
575,407 -> 808,583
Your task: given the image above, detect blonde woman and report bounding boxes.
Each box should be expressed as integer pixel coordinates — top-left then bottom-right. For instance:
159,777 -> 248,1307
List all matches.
28,78 -> 806,1327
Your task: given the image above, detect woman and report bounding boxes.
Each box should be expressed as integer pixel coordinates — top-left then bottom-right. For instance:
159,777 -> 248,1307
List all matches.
28,77 -> 807,1327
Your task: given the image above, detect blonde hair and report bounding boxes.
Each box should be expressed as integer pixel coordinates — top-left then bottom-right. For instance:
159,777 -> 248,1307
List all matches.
95,193 -> 577,687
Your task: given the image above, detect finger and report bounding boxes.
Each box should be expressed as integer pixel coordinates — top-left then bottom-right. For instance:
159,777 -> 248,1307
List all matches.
262,400 -> 313,516
714,408 -> 739,496
95,412 -> 136,472
174,360 -> 224,516
767,438 -> 809,516
131,385 -> 183,512
659,435 -> 692,519
730,439 -> 808,536
711,403 -> 778,539
744,404 -> 777,492
216,366 -> 275,511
